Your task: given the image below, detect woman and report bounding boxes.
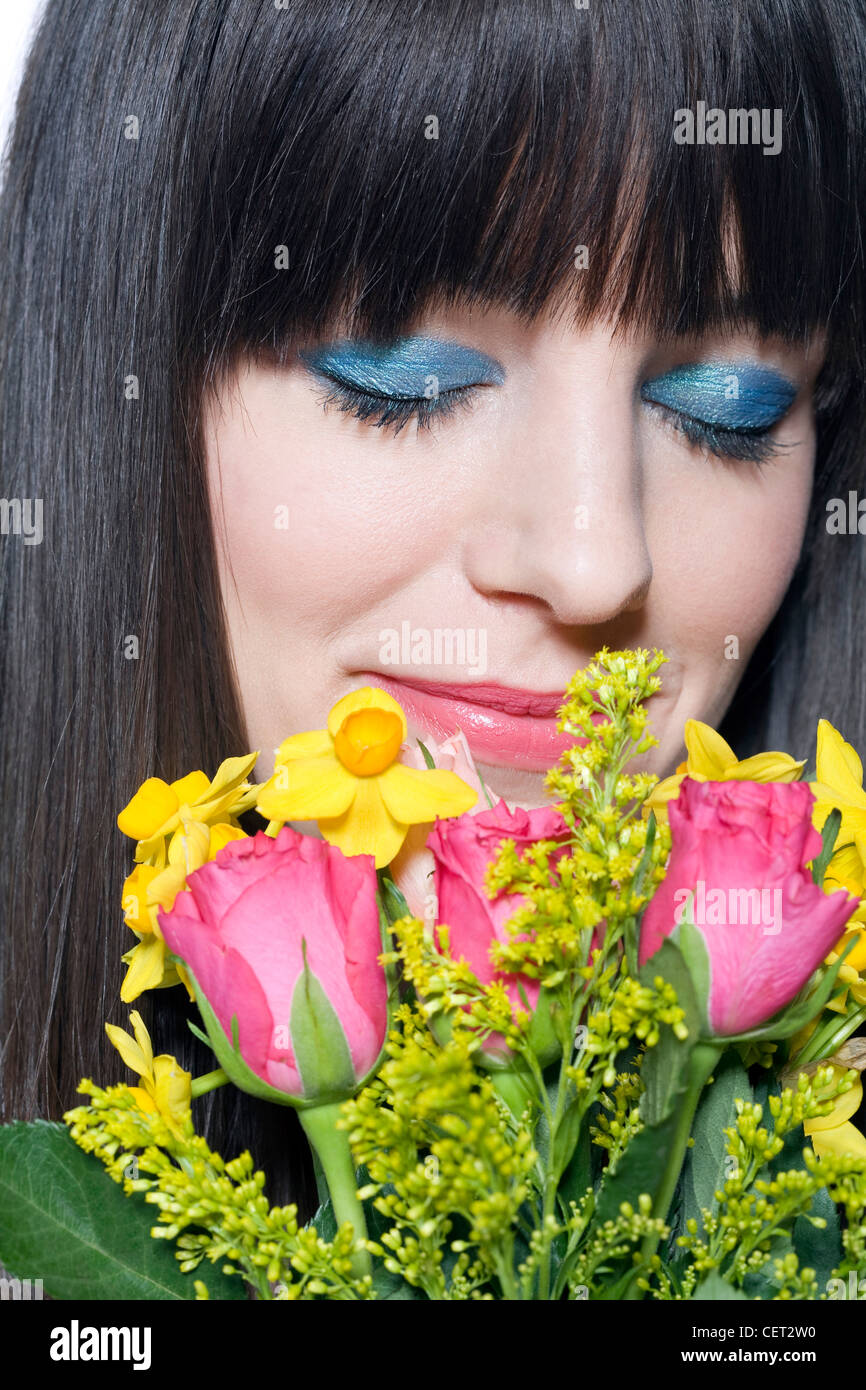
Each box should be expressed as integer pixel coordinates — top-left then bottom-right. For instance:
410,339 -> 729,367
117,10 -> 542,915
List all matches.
1,0 -> 864,1215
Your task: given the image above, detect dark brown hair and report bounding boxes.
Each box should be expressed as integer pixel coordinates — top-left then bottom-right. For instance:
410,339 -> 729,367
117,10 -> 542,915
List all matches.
1,0 -> 865,1212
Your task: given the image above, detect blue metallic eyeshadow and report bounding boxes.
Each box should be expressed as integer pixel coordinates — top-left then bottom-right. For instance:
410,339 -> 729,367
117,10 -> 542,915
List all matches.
640,363 -> 798,431
298,336 -> 505,397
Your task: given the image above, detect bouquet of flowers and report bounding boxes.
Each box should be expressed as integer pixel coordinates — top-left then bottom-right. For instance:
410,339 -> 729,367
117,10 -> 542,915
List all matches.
3,648 -> 866,1301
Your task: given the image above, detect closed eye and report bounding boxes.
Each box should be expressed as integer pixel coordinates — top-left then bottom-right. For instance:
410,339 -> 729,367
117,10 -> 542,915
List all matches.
640,362 -> 798,464
298,335 -> 504,435
643,400 -> 788,464
310,376 -> 482,434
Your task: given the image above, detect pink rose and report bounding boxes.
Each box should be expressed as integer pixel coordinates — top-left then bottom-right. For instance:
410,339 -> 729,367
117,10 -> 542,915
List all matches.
428,800 -> 570,1053
159,827 -> 388,1102
390,731 -> 488,920
639,779 -> 858,1036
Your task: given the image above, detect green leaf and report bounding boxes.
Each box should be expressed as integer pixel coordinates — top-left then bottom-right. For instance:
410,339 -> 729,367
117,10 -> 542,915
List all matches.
626,811 -> 657,975
594,1109 -> 681,1226
310,1175 -> 427,1299
691,1270 -> 748,1300
678,1051 -> 751,1239
793,1185 -> 842,1288
811,808 -> 842,887
0,1121 -> 245,1301
638,930 -> 705,1126
373,1269 -> 427,1299
674,918 -> 712,1030
310,1194 -> 338,1242
416,738 -> 436,770
291,945 -> 357,1099
558,1112 -> 593,1210
377,871 -> 411,925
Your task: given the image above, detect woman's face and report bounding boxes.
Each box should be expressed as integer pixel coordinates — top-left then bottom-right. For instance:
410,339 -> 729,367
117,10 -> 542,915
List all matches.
203,300 -> 822,807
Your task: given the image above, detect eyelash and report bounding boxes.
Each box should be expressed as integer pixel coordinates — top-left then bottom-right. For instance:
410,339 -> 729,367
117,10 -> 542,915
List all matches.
312,374 -> 787,462
646,402 -> 785,465
313,378 -> 480,434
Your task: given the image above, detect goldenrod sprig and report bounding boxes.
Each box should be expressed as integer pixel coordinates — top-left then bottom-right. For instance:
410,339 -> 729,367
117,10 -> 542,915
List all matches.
651,1067 -> 866,1298
64,1081 -> 375,1300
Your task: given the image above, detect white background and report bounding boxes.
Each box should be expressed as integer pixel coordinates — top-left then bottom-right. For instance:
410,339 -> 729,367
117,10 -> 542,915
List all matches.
0,1 -> 48,176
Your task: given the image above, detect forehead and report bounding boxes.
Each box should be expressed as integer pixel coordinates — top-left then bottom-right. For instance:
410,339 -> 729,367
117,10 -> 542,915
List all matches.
190,2 -> 862,376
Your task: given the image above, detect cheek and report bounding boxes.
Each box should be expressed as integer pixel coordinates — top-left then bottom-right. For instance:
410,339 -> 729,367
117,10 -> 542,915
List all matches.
647,450 -> 813,656
203,372 -> 437,624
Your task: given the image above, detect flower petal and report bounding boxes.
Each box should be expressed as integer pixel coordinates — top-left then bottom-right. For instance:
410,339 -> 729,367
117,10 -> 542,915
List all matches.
105,1021 -> 150,1077
120,936 -> 168,1002
151,1055 -> 192,1125
805,1074 -> 863,1131
167,817 -> 211,874
117,778 -> 179,841
129,1010 -> 154,1073
203,752 -> 259,801
644,773 -> 685,818
256,757 -> 357,821
683,720 -> 738,778
732,752 -> 806,782
208,823 -> 249,859
816,720 -> 866,805
170,770 -> 211,804
318,777 -> 407,867
377,763 -> 478,825
275,729 -> 334,762
326,686 -> 407,741
823,843 -> 865,897
806,1119 -> 866,1157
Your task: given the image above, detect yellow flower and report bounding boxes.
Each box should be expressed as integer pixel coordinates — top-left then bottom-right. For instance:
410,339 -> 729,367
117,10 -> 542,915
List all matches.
117,754 -> 258,867
105,1011 -> 191,1135
810,719 -> 866,915
803,1063 -> 866,1159
644,719 -> 805,822
256,687 -> 477,868
116,755 -> 256,1002
821,928 -> 866,1015
120,820 -> 248,1002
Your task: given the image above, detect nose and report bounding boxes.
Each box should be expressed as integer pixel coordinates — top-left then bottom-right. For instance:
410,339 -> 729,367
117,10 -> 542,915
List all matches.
461,356 -> 653,628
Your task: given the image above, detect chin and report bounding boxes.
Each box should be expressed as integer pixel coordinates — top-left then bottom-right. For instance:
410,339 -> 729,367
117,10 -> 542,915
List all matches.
473,762 -> 557,809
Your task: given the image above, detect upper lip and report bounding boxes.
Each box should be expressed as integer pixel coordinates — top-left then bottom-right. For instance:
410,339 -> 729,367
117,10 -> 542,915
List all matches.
363,673 -> 567,719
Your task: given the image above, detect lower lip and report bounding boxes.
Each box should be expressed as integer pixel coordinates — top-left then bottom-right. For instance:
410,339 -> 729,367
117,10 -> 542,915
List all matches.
366,674 -> 581,771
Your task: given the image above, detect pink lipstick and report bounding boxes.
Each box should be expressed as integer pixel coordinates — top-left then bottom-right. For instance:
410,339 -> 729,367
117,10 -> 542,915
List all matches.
365,674 -> 579,771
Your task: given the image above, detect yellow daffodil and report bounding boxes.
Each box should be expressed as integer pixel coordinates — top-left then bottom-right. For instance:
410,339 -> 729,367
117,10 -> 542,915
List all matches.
803,1063 -> 866,1159
105,1011 -> 191,1135
256,687 -> 478,868
810,719 -> 866,916
120,818 -> 248,1002
821,928 -> 866,1015
644,718 -> 805,823
117,753 -> 258,868
116,755 -> 256,1002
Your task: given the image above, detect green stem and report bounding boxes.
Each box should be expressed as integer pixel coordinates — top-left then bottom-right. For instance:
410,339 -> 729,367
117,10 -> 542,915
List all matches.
795,1003 -> 866,1067
299,1102 -> 371,1279
623,1040 -> 723,1300
190,1068 -> 229,1098
537,1039 -> 573,1300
